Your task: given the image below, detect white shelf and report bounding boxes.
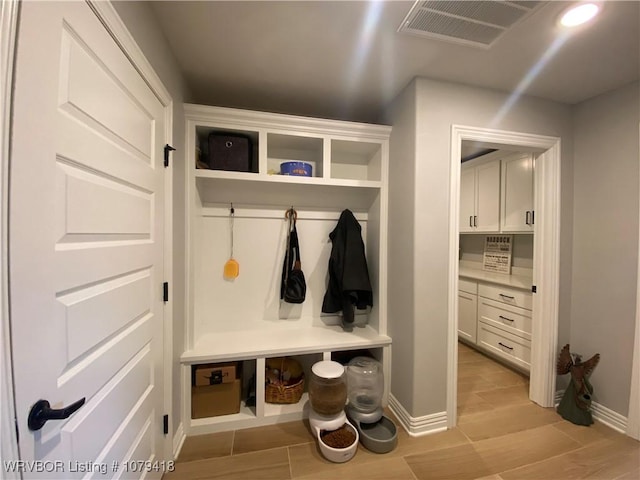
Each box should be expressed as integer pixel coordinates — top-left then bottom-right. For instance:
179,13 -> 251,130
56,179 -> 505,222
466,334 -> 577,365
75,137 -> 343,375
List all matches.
195,172 -> 381,210
195,168 -> 381,188
183,105 -> 390,435
190,402 -> 256,427
181,325 -> 391,364
264,393 -> 311,418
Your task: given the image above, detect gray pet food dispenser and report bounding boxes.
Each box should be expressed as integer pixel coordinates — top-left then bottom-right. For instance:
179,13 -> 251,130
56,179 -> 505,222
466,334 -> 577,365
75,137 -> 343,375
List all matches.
345,356 -> 397,453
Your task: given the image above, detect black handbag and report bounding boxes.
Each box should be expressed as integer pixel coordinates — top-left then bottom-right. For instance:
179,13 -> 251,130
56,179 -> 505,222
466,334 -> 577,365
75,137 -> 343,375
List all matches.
281,209 -> 306,304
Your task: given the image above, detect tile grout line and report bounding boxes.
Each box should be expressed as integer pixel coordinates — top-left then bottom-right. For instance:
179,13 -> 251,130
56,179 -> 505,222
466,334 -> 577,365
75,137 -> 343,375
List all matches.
401,456 -> 420,480
230,429 -> 236,456
484,421 -> 596,479
496,437 -> 597,479
287,446 -> 293,480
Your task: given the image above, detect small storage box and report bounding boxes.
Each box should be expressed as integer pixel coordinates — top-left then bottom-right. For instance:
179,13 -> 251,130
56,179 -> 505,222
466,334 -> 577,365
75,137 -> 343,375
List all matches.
280,161 -> 312,177
191,379 -> 241,418
207,132 -> 252,172
193,362 -> 238,386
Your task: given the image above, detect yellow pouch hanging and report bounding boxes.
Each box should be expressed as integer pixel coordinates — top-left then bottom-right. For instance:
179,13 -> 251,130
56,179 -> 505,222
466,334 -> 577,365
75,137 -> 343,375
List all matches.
223,204 -> 239,279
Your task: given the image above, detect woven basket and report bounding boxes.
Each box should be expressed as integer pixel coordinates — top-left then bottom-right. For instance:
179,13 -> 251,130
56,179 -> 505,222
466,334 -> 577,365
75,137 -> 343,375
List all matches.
265,357 -> 304,404
265,376 -> 304,404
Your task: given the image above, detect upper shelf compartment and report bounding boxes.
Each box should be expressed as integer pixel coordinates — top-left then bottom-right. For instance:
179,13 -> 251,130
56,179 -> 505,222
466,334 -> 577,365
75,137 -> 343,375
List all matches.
196,125 -> 259,174
267,133 -> 324,178
186,104 -> 390,188
331,139 -> 382,182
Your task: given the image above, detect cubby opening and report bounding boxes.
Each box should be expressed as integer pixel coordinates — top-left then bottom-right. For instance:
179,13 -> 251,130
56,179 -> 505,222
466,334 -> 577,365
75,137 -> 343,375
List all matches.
267,133 -> 323,177
196,126 -> 259,173
263,353 -> 322,417
331,139 -> 382,181
190,359 -> 257,421
331,347 -> 383,366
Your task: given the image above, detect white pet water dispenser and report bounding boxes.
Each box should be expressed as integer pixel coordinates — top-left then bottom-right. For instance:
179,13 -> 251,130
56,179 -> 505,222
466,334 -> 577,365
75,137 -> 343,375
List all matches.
345,356 -> 397,454
308,361 -> 359,463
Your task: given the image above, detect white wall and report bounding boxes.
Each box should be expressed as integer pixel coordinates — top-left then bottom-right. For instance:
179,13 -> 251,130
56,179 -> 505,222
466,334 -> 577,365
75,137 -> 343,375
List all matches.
386,81 -> 418,412
111,1 -> 190,439
460,234 -> 533,269
571,81 -> 639,416
386,77 -> 574,418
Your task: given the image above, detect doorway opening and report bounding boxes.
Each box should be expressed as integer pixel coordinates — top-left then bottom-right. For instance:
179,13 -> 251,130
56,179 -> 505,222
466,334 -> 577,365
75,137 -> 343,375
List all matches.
447,125 -> 561,427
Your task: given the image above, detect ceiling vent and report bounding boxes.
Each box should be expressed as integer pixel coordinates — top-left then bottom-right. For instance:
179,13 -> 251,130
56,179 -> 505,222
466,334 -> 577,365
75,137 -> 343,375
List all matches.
398,1 -> 544,48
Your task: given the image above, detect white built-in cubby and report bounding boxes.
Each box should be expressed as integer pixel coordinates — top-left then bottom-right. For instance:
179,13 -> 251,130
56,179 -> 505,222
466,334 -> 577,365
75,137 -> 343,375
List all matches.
181,104 -> 392,435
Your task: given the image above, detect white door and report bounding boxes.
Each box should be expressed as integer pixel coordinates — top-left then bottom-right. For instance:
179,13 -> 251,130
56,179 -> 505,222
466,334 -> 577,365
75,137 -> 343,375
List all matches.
501,153 -> 534,232
475,160 -> 500,232
10,1 -> 167,477
459,167 -> 475,233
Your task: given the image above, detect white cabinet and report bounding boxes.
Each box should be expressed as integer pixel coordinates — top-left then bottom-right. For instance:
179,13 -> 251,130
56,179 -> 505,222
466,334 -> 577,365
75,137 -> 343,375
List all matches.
477,283 -> 532,372
458,278 -> 478,343
501,153 -> 534,233
458,276 -> 532,373
477,323 -> 531,372
459,158 -> 500,233
182,104 -> 391,434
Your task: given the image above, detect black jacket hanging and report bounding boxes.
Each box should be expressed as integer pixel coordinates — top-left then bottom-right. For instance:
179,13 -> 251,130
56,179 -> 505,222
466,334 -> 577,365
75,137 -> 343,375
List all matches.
281,211 -> 306,304
322,209 -> 372,329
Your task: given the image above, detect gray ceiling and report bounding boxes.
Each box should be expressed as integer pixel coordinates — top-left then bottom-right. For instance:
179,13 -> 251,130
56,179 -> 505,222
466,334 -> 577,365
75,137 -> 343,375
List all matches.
150,1 -> 639,124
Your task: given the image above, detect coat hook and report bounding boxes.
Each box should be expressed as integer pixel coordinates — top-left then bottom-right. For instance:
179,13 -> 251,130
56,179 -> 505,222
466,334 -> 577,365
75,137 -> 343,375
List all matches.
285,207 -> 297,222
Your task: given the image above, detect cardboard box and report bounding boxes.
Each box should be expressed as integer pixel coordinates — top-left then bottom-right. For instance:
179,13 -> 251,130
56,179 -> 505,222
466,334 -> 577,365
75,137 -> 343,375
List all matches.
191,379 -> 241,419
193,362 -> 238,386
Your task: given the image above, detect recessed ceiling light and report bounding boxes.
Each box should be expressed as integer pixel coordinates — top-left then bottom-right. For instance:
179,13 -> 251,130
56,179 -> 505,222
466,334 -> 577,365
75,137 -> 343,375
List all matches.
560,3 -> 601,27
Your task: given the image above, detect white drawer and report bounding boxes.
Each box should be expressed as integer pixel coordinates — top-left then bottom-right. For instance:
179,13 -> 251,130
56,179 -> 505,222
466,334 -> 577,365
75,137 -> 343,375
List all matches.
478,297 -> 531,340
478,283 -> 532,310
459,278 -> 477,295
477,322 -> 531,372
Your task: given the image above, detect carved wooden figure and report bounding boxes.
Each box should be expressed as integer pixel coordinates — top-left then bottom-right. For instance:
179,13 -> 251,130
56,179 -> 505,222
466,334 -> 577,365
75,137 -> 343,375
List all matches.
556,344 -> 600,426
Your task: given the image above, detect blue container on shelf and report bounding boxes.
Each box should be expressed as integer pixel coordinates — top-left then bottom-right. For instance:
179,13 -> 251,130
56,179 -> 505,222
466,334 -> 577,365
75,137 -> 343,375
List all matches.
280,161 -> 312,177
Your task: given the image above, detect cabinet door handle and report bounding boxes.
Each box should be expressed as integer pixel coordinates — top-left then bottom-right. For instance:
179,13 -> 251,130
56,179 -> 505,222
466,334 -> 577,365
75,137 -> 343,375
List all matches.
531,210 -> 535,225
473,215 -> 477,227
498,342 -> 513,350
499,315 -> 514,322
469,216 -> 473,227
499,293 -> 515,300
525,211 -> 531,225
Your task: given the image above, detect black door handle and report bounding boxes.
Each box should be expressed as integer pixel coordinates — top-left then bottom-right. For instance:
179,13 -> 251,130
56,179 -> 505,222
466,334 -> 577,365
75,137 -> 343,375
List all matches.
28,398 -> 85,431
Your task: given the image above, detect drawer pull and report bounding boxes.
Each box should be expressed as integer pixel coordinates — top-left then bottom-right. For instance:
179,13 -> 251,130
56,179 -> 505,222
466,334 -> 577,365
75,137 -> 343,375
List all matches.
499,293 -> 515,300
498,342 -> 513,350
498,315 -> 514,322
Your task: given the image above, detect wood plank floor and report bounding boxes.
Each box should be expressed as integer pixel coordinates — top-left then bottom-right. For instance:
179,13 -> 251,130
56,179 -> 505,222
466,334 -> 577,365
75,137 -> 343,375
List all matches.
165,343 -> 639,479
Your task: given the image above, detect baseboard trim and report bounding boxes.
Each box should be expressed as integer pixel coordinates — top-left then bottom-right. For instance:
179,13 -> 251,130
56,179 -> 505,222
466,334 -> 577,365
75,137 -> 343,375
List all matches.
172,422 -> 186,460
555,390 -> 628,434
388,394 -> 448,437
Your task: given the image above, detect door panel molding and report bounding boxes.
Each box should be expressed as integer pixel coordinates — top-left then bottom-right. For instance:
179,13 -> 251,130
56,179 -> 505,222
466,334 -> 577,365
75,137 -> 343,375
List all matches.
87,0 -> 175,459
447,125 -> 561,427
0,0 -> 19,474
